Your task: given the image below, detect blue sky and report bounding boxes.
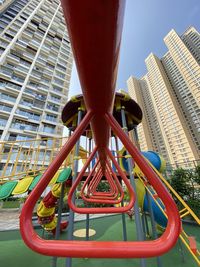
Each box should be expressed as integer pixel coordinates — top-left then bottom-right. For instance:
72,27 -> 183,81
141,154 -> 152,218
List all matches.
68,0 -> 200,97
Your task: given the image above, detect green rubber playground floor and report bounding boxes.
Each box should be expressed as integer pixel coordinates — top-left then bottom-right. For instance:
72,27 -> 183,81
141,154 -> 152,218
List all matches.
0,215 -> 199,267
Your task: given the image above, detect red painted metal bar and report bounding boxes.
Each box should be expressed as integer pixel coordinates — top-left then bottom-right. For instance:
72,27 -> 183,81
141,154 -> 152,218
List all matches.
80,161 -> 103,197
89,160 -> 124,199
61,0 -> 126,166
105,112 -> 181,246
68,148 -> 135,212
80,160 -> 120,200
87,166 -> 119,197
82,168 -> 123,203
20,136 -> 180,258
80,167 -> 119,200
82,176 -> 121,203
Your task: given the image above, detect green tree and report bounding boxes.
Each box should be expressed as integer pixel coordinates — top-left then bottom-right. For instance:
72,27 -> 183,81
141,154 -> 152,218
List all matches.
96,181 -> 110,192
194,165 -> 200,185
170,168 -> 193,200
170,166 -> 200,218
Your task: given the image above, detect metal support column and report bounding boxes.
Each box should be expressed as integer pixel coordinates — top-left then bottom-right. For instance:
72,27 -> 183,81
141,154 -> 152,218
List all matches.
66,109 -> 82,267
146,190 -> 163,267
143,211 -> 150,238
141,213 -> 147,240
86,138 -> 92,241
120,107 -> 146,267
132,125 -> 140,150
52,182 -> 65,267
114,135 -> 127,241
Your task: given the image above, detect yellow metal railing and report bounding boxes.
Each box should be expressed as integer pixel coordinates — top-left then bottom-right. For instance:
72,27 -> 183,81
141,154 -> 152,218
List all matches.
0,136 -> 87,183
144,158 -> 200,225
0,137 -> 66,183
136,170 -> 200,266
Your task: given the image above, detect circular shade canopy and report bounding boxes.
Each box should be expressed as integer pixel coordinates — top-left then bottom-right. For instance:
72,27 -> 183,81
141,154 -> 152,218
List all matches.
62,92 -> 143,135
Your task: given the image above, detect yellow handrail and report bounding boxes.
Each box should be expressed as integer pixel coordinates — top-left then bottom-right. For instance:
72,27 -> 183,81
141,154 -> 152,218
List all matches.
136,170 -> 200,266
142,157 -> 200,225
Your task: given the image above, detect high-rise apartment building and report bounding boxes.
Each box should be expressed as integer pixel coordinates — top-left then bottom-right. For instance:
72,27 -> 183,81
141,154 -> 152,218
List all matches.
127,26 -> 200,167
127,75 -> 171,163
0,0 -> 73,175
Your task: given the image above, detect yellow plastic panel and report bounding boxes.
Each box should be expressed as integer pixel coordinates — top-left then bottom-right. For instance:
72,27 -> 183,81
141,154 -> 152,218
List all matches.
135,178 -> 146,209
49,171 -> 60,185
12,176 -> 34,195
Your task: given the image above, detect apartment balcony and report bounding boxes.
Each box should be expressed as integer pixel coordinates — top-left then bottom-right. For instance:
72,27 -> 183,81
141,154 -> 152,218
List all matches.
10,25 -> 19,32
56,66 -> 67,74
31,108 -> 44,115
46,103 -> 59,112
38,128 -> 58,137
14,66 -> 28,77
19,29 -> 32,39
19,101 -> 32,110
54,72 -> 66,81
34,30 -> 43,39
22,93 -> 35,102
57,58 -> 67,66
6,54 -> 20,64
23,52 -> 35,62
37,86 -> 49,94
6,29 -> 16,37
47,97 -> 61,105
2,34 -> 13,43
51,80 -> 64,90
0,105 -> 12,114
5,83 -> 21,94
14,113 -> 29,120
0,93 -> 16,104
50,87 -> 63,97
11,74 -> 25,84
59,50 -> 69,61
18,61 -> 31,69
15,41 -> 27,51
44,36 -> 53,46
47,57 -> 57,65
35,60 -> 46,69
43,68 -> 53,77
50,46 -> 59,54
11,123 -> 39,133
0,119 -> 7,127
35,93 -> 47,101
42,118 -> 58,126
31,70 -> 42,79
29,74 -> 40,83
39,24 -> 48,33
28,23 -> 38,32
41,46 -> 50,56
29,41 -> 39,51
16,108 -> 41,121
0,68 -> 12,79
43,69 -> 53,79
12,21 -> 23,29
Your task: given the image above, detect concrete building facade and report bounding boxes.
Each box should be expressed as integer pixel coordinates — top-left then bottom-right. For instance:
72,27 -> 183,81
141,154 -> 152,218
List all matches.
127,27 -> 200,167
0,0 -> 73,176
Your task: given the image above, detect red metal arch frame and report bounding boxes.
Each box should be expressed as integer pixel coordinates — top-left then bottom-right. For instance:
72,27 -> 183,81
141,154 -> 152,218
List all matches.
68,148 -> 134,210
81,159 -> 124,201
81,170 -> 121,201
20,0 -> 181,259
